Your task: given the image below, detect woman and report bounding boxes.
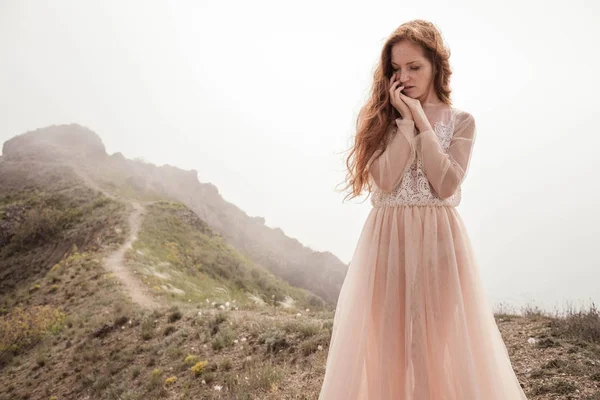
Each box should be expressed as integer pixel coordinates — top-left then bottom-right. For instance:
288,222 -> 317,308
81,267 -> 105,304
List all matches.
319,20 -> 528,399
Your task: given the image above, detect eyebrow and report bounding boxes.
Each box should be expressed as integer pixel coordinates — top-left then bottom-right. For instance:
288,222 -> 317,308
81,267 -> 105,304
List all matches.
391,61 -> 419,67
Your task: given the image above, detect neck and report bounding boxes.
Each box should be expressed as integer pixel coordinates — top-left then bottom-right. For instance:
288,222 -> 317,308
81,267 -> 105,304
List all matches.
418,84 -> 444,105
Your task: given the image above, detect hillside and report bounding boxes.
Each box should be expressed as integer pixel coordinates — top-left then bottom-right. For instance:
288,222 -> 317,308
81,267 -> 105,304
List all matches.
0,136 -> 334,399
1,124 -> 600,399
1,123 -> 348,304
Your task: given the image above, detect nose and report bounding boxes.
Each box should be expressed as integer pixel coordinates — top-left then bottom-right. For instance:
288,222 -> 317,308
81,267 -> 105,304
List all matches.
396,70 -> 410,85
400,71 -> 411,84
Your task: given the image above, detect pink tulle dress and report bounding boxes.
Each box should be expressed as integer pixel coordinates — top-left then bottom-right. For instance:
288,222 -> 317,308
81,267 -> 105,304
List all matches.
319,104 -> 528,399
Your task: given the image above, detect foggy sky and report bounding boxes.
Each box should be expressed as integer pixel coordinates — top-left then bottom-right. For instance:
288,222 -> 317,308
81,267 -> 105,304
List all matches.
1,0 -> 598,314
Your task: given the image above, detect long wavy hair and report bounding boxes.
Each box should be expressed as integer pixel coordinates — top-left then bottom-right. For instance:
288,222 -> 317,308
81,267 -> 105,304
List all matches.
337,19 -> 453,203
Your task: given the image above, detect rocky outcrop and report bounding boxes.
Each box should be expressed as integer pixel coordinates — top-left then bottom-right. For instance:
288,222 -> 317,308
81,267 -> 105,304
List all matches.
2,123 -> 107,162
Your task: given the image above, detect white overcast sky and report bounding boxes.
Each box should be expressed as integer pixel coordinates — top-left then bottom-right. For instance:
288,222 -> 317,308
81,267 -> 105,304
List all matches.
1,0 -> 599,314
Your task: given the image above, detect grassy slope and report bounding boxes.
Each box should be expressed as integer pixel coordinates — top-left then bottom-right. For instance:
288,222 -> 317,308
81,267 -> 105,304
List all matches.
2,164 -> 600,399
127,201 -> 325,312
0,162 -> 130,303
0,162 -> 333,399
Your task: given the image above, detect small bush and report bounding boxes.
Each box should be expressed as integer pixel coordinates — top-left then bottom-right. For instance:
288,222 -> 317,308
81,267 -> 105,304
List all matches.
168,308 -> 182,323
140,316 -> 155,340
0,305 -> 66,356
163,326 -> 176,336
184,354 -> 198,365
165,376 -> 177,386
220,358 -> 233,371
208,312 -> 228,336
131,366 -> 141,379
191,360 -> 208,376
212,328 -> 234,351
150,368 -> 162,388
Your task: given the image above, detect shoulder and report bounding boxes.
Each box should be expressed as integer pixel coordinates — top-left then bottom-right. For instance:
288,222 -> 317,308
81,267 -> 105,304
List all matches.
450,107 -> 476,134
450,107 -> 476,139
451,107 -> 475,124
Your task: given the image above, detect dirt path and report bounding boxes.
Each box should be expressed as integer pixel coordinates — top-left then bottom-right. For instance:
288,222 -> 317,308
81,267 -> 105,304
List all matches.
104,201 -> 161,310
69,166 -> 161,310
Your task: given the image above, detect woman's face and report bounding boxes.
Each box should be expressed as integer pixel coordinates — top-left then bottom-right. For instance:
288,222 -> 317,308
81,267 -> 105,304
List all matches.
390,40 -> 435,102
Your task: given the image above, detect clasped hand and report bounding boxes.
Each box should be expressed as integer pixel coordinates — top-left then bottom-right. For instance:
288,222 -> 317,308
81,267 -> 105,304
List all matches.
389,75 -> 433,134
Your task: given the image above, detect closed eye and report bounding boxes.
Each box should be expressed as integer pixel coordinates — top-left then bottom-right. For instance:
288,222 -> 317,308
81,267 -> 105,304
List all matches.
393,66 -> 420,72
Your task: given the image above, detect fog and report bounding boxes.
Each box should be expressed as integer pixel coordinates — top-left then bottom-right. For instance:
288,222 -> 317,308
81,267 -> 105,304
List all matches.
1,0 -> 598,313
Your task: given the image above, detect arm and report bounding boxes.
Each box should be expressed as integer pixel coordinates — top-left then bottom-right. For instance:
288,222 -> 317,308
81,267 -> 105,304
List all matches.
367,118 -> 418,193
417,111 -> 477,199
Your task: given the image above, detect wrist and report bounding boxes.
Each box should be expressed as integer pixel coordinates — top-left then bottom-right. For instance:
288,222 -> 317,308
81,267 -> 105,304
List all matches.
416,119 -> 432,133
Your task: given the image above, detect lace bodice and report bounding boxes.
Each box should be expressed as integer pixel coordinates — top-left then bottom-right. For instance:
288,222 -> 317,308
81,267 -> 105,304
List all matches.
366,106 -> 477,208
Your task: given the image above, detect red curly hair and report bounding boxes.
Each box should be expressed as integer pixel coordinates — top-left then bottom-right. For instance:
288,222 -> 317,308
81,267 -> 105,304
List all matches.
337,19 -> 453,202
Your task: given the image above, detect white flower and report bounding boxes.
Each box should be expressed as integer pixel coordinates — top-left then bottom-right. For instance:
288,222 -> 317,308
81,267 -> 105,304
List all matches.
214,385 -> 222,391
318,345 -> 323,351
234,339 -> 239,344
527,337 -> 537,345
296,312 -> 301,317
241,337 -> 247,342
197,311 -> 202,316
205,299 -> 210,303
306,308 -> 310,312
219,305 -> 225,310
201,379 -> 206,384
225,302 -> 230,307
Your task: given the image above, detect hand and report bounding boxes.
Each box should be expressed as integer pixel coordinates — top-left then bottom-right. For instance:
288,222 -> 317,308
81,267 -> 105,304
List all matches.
389,75 -> 413,121
397,92 -> 433,133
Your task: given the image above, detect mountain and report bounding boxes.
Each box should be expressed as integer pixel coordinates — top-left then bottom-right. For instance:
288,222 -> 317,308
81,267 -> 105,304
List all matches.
1,123 -> 348,305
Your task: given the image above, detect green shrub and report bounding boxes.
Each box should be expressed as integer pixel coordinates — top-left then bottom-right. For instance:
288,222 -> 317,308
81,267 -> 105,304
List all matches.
0,305 -> 66,356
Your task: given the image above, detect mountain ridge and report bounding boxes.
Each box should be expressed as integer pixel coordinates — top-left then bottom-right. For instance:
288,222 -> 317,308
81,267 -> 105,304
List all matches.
1,123 -> 348,304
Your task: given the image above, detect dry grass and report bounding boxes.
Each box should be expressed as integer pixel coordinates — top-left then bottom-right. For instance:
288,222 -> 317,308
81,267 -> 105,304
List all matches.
3,159 -> 600,399
492,301 -> 600,399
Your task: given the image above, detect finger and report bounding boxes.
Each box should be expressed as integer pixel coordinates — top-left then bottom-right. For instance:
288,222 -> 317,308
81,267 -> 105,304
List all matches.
394,89 -> 404,108
399,93 -> 417,107
397,92 -> 410,106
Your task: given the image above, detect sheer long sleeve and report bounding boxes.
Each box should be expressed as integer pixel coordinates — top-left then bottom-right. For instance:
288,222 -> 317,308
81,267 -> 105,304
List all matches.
366,118 -> 418,193
417,111 -> 477,199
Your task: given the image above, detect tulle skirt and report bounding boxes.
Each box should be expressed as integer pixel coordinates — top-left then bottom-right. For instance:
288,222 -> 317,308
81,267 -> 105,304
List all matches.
319,205 -> 528,400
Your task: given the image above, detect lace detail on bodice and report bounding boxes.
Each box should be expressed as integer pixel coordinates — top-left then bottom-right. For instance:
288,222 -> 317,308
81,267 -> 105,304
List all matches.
370,113 -> 461,207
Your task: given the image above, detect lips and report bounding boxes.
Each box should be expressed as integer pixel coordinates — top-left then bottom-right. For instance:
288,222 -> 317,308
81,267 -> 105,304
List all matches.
404,86 -> 414,90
